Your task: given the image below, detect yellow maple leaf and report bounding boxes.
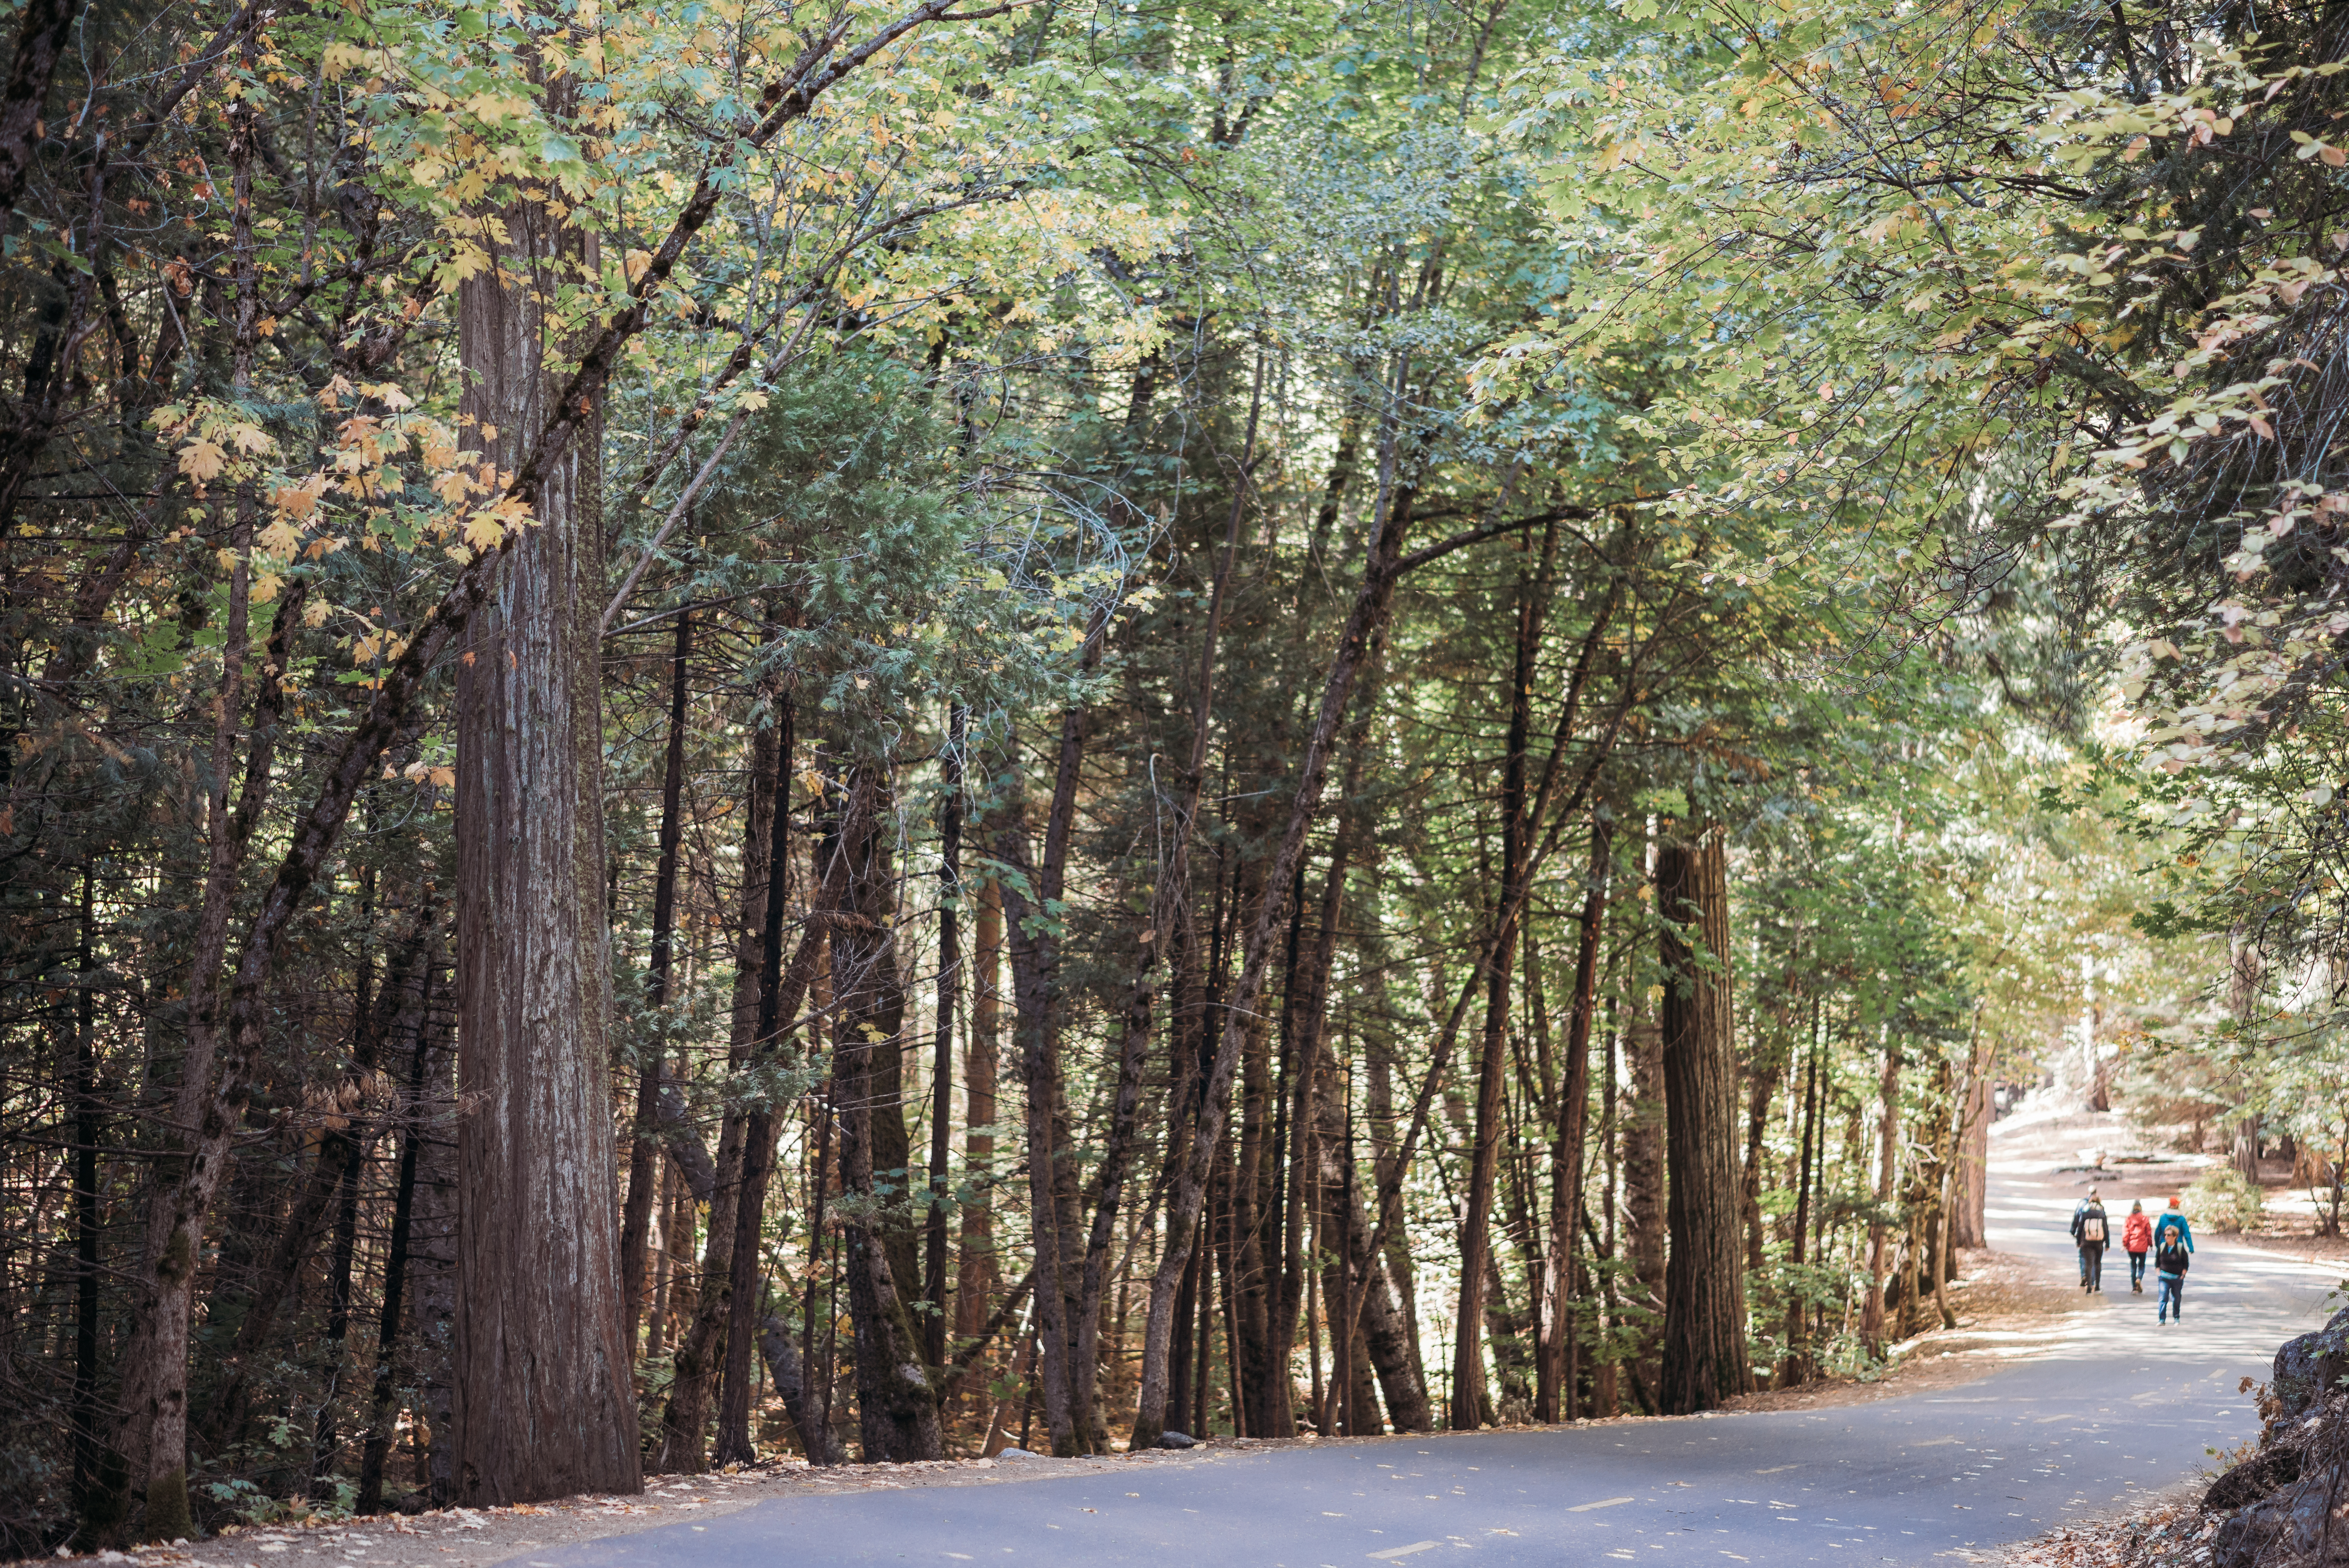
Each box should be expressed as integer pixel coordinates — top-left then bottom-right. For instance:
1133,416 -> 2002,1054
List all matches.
179,439 -> 227,481
257,518 -> 304,560
272,477 -> 326,519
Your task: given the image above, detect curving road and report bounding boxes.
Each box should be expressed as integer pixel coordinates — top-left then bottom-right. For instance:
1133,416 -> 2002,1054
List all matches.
530,1138 -> 2336,1566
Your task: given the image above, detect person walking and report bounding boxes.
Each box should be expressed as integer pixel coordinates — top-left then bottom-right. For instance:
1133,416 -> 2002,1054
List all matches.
2154,1195 -> 2194,1257
2122,1200 -> 2154,1293
2156,1223 -> 2191,1323
2072,1188 -> 2111,1293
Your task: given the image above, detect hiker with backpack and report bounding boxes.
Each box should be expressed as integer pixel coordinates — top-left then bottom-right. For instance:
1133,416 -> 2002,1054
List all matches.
2072,1188 -> 2111,1293
2155,1225 -> 2191,1322
2122,1200 -> 2154,1292
2153,1195 -> 2194,1323
2153,1194 -> 2194,1254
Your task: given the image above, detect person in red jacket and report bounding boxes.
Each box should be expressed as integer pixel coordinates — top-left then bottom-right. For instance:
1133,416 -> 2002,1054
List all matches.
2122,1200 -> 2155,1293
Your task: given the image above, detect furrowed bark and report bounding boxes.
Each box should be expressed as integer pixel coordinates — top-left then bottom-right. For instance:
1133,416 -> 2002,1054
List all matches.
87,9 -> 981,1522
1656,825 -> 1751,1413
450,62 -> 640,1493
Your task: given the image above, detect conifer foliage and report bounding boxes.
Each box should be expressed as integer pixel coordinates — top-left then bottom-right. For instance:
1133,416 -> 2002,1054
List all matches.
0,0 -> 2326,1547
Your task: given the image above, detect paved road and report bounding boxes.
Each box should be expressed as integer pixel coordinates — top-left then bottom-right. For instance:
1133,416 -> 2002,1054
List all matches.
537,1154 -> 2337,1566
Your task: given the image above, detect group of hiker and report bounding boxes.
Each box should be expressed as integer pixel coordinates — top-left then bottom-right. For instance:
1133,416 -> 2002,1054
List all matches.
2071,1190 -> 2195,1323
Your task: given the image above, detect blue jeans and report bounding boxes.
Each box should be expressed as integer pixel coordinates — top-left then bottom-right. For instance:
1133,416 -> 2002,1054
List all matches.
2129,1250 -> 2147,1285
2158,1273 -> 2183,1321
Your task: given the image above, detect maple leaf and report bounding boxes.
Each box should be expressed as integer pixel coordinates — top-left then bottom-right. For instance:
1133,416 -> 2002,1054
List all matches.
462,511 -> 507,553
257,519 -> 304,561
179,439 -> 227,482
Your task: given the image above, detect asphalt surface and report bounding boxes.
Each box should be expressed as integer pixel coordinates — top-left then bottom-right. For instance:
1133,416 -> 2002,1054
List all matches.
530,1141 -> 2340,1566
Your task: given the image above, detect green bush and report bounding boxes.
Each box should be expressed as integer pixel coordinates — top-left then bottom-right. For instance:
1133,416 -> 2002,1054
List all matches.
2185,1167 -> 2266,1233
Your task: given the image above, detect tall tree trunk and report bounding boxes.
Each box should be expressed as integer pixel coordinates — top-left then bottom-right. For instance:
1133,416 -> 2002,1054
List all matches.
925,709 -> 965,1367
1950,1013 -> 1990,1250
622,606 -> 693,1360
1313,1058 -> 1430,1434
1165,1207 -> 1203,1437
1912,1055 -> 1956,1333
1622,990 -> 1666,1405
1538,814 -> 1609,1422
1129,465 -> 1421,1449
71,866 -> 106,1520
98,97 -> 269,1537
1233,914 -> 1278,1436
310,1114 -> 368,1497
1656,825 -> 1750,1413
408,951 -> 460,1506
71,10 -> 967,1531
953,876 -> 1002,1356
657,702 -> 781,1472
990,612 -> 1106,1455
649,1165 -> 688,1359
450,76 -> 640,1495
1741,1047 -> 1784,1277
713,700 -> 805,1467
1780,1007 -> 1822,1388
358,951 -> 439,1512
1862,1029 -> 1902,1353
1596,995 -> 1621,1420
1452,519 -> 1550,1430
831,763 -> 945,1462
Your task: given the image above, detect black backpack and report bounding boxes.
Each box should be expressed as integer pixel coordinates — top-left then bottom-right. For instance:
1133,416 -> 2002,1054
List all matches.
2080,1207 -> 2107,1244
2158,1238 -> 2189,1275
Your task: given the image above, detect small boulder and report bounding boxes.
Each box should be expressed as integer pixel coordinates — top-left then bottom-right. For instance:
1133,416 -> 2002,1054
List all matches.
2274,1308 -> 2349,1418
2213,1467 -> 2340,1568
995,1446 -> 1039,1460
1156,1431 -> 1197,1450
2207,1444 -> 2304,1512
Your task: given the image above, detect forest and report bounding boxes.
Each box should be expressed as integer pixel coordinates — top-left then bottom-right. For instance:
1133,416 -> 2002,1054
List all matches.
1,0 -> 2344,1547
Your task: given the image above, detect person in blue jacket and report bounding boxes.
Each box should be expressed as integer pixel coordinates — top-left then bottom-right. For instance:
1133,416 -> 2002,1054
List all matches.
2153,1195 -> 2194,1255
2153,1195 -> 2194,1323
